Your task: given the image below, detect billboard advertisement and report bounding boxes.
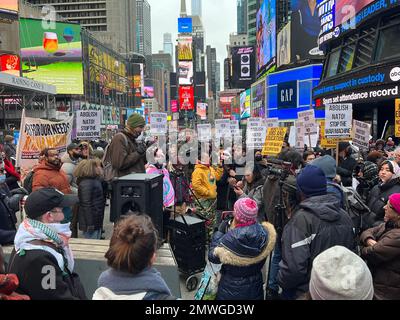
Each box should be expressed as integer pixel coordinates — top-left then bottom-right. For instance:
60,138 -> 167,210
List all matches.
240,89 -> 251,119
178,17 -> 193,33
231,46 -> 256,89
335,0 -> 374,26
143,86 -> 154,98
256,0 -> 276,74
178,61 -> 194,85
196,102 -> 208,120
0,0 -> 18,19
171,100 -> 178,113
20,18 -> 83,95
178,36 -> 193,61
277,22 -> 291,68
0,54 -> 20,76
179,86 -> 194,110
219,93 -> 237,119
251,78 -> 266,118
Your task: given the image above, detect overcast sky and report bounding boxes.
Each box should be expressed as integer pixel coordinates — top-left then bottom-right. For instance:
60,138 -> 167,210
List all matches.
147,0 -> 237,82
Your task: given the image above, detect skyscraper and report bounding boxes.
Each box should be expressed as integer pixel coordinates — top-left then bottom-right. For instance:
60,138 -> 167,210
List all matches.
191,0 -> 202,18
192,15 -> 205,72
247,0 -> 262,45
25,0 -> 137,54
206,45 -> 218,99
237,0 -> 248,35
163,33 -> 174,59
136,0 -> 152,80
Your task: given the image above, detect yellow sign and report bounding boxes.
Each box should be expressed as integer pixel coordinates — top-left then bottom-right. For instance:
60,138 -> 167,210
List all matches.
167,115 -> 172,121
320,120 -> 338,149
262,127 -> 287,156
395,99 -> 400,138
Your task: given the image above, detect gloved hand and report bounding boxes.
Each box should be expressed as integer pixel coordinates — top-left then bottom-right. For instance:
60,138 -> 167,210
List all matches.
137,141 -> 147,155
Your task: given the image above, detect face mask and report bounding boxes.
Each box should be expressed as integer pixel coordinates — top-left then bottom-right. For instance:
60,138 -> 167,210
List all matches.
0,175 -> 6,184
255,155 -> 263,162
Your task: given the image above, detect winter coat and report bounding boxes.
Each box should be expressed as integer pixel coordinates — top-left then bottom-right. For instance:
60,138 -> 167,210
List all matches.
146,165 -> 175,208
0,185 -> 17,245
94,267 -> 176,300
337,156 -> 357,187
107,131 -> 146,177
3,142 -> 16,160
77,178 -> 105,232
192,164 -> 223,200
169,170 -> 191,205
208,222 -> 276,300
61,153 -> 79,194
360,223 -> 400,300
216,169 -> 236,211
32,161 -> 71,194
278,194 -> 356,297
239,178 -> 266,221
367,178 -> 400,223
7,248 -> 86,300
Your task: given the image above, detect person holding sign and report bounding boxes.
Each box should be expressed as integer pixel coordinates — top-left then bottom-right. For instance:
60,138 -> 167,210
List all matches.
337,142 -> 357,187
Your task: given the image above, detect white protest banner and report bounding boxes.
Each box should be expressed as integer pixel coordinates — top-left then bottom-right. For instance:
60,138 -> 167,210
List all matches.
325,104 -> 353,138
352,120 -> 371,150
215,119 -> 231,139
298,110 -> 318,135
288,126 -> 296,148
16,109 -> 73,174
230,120 -> 240,137
168,120 -> 178,133
295,121 -> 305,150
264,118 -> 279,129
247,118 -> 267,149
150,112 -> 168,135
76,110 -> 101,140
197,124 -> 212,142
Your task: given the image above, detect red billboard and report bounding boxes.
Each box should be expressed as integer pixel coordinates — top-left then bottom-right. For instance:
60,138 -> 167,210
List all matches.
219,94 -> 236,119
0,54 -> 20,76
179,86 -> 194,110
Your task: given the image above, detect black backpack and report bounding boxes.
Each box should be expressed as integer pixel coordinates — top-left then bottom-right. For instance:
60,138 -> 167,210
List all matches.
23,171 -> 34,194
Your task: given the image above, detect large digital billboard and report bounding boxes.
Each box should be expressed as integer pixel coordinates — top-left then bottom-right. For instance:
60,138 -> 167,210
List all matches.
251,78 -> 266,118
178,36 -> 193,61
335,0 -> 374,26
179,86 -> 194,111
0,0 -> 18,19
20,18 -> 83,95
0,54 -> 20,76
178,61 -> 194,85
256,0 -> 276,74
178,17 -> 193,33
240,89 -> 251,119
231,46 -> 256,89
143,86 -> 154,98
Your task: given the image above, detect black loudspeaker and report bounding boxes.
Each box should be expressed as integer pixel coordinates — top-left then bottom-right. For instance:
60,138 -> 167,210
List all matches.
110,174 -> 164,236
169,215 -> 206,274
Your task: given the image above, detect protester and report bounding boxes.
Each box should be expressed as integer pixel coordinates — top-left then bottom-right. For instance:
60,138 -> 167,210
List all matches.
311,155 -> 344,207
208,198 -> 276,300
8,188 -> 86,300
393,147 -> 400,166
303,151 -> 316,165
367,160 -> 400,224
93,214 -> 176,300
2,155 -> 20,191
61,143 -> 82,194
168,162 -> 191,215
360,193 -> 400,300
3,136 -> 16,161
104,113 -> 148,176
386,137 -> 395,152
78,141 -> 93,160
307,246 -> 374,300
367,150 -> 386,166
74,159 -> 105,240
337,142 -> 357,187
32,148 -> 71,194
278,165 -> 356,300
234,163 -> 265,221
354,161 -> 380,202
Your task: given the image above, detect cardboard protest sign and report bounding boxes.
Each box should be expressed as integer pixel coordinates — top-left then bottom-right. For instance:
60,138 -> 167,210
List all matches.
262,127 -> 287,156
352,120 -> 371,150
325,104 -> 353,138
247,118 -> 267,150
150,112 -> 168,135
76,110 -> 101,140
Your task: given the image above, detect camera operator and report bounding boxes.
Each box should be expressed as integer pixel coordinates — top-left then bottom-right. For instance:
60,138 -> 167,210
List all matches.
263,149 -> 303,300
105,114 -> 152,176
216,149 -> 239,212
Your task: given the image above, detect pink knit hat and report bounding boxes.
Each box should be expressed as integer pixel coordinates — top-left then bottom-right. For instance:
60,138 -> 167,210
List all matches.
233,198 -> 258,225
389,194 -> 400,215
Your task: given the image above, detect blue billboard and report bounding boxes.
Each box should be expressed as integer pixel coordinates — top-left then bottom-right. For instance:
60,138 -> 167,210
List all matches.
178,18 -> 193,33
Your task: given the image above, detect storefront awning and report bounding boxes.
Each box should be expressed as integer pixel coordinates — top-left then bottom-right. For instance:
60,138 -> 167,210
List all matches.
0,72 -> 56,96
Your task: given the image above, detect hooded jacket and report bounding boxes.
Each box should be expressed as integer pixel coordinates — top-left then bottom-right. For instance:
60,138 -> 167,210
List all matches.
61,153 -> 79,194
32,160 -> 71,194
94,267 -> 176,300
208,222 -> 276,300
360,223 -> 400,300
192,164 -> 223,200
278,194 -> 356,297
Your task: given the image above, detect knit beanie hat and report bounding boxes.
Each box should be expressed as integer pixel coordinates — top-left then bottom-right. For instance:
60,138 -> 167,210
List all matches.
311,155 -> 336,179
297,165 -> 327,198
362,161 -> 378,181
233,198 -> 258,225
127,113 -> 145,129
310,246 -> 374,300
389,194 -> 400,215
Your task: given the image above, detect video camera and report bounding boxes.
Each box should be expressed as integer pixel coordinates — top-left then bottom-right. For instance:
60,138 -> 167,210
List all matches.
264,157 -> 293,180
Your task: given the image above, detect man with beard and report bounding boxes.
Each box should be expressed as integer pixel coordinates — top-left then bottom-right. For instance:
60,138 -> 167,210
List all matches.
61,143 -> 82,194
32,148 -> 71,195
105,113 -> 148,176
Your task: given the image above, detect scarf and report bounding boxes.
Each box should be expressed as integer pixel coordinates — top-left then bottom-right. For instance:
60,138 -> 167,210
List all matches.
14,219 -> 74,274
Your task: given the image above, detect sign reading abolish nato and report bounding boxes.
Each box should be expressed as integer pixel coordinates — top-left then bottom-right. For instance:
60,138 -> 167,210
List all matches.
150,112 -> 168,135
325,104 -> 353,138
76,110 -> 101,140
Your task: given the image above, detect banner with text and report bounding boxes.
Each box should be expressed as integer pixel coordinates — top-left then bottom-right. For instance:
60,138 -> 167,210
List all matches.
150,112 -> 168,135
247,118 -> 267,150
325,104 -> 353,138
197,124 -> 212,142
352,120 -> 371,151
215,119 -> 231,139
262,127 -> 287,156
396,99 -> 400,138
76,110 -> 101,140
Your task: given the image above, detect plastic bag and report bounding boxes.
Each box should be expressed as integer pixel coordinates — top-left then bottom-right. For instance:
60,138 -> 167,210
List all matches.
194,262 -> 221,300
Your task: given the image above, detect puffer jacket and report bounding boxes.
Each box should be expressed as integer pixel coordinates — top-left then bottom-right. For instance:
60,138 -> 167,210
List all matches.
61,153 -> 79,194
77,178 -> 105,232
208,222 -> 276,300
360,223 -> 400,300
278,194 -> 356,298
32,161 -> 71,194
367,178 -> 400,223
192,164 -> 223,200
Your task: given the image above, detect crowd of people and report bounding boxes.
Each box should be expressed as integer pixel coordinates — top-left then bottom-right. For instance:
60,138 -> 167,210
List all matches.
0,113 -> 399,300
